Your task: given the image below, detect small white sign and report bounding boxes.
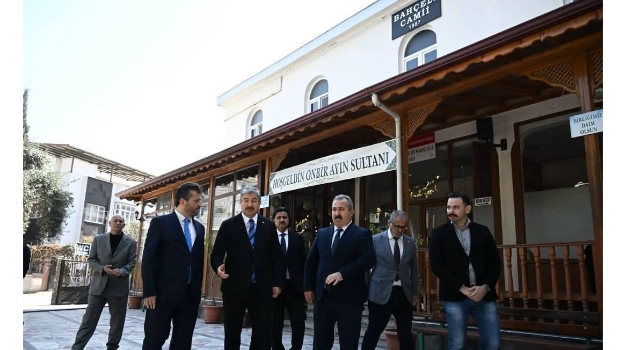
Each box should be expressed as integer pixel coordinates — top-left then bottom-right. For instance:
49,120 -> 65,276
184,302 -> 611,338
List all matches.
260,195 -> 270,209
569,109 -> 602,138
408,132 -> 436,164
474,197 -> 492,207
75,242 -> 91,256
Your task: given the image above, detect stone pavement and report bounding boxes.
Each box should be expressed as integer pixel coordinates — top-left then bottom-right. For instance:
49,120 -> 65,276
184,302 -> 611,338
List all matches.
22,307 -> 354,350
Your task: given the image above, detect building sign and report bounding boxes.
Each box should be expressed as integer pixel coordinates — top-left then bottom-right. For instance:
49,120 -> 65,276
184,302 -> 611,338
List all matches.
269,140 -> 397,195
259,195 -> 270,209
569,109 -> 602,138
408,132 -> 436,164
474,197 -> 492,207
392,0 -> 442,40
75,242 -> 91,256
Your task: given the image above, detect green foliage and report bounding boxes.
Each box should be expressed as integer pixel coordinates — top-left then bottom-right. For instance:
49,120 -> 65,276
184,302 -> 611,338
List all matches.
124,220 -> 140,241
23,89 -> 74,244
368,223 -> 382,235
28,243 -> 75,272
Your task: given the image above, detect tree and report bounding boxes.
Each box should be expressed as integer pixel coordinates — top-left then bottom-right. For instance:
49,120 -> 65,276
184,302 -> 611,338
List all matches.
124,220 -> 140,242
23,89 -> 74,244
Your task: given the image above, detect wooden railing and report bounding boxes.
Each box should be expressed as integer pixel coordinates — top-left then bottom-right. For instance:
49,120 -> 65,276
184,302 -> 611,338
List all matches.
415,241 -> 600,324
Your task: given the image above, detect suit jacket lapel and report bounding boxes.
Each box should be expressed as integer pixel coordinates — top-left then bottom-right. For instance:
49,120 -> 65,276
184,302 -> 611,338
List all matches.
399,235 -> 412,266
170,212 -> 190,251
112,234 -> 129,256
447,223 -> 468,257
379,230 -> 394,264
468,223 -> 481,259
236,214 -> 251,247
332,224 -> 356,258
102,234 -> 112,257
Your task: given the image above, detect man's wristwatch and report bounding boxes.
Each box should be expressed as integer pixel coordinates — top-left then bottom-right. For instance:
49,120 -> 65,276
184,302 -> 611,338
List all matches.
483,284 -> 490,292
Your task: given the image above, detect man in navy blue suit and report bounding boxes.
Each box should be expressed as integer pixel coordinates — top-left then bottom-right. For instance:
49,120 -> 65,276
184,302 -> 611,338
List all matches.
211,186 -> 285,350
141,182 -> 206,350
303,194 -> 375,350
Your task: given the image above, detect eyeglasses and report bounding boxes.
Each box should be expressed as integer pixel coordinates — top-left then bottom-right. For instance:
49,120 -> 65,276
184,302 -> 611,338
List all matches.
391,223 -> 408,230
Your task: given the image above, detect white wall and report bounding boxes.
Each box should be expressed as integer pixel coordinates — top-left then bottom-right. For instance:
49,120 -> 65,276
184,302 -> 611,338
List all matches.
57,158 -> 98,177
57,173 -> 87,246
220,0 -> 565,145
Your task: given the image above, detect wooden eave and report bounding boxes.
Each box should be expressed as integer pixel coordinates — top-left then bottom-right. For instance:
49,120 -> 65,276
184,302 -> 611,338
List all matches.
117,0 -> 602,201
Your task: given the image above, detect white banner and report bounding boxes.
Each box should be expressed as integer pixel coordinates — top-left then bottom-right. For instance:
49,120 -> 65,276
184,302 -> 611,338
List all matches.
269,140 -> 397,195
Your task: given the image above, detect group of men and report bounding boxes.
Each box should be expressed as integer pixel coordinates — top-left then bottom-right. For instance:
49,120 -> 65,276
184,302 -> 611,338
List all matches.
70,181 -> 502,350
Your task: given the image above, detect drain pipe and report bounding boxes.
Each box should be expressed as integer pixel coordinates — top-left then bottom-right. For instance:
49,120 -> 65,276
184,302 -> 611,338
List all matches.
371,93 -> 403,211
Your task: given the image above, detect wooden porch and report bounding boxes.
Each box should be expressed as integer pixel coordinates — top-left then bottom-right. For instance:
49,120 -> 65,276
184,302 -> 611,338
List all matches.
414,240 -> 601,344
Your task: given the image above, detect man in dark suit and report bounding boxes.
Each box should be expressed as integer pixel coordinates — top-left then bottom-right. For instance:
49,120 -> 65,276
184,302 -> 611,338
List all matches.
211,186 -> 285,350
141,182 -> 205,350
429,192 -> 501,350
361,210 -> 418,350
304,194 -> 375,350
270,207 -> 307,350
72,215 -> 137,350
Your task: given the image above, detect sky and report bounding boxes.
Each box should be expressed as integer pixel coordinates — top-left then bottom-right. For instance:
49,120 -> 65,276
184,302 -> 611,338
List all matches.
23,0 -> 377,177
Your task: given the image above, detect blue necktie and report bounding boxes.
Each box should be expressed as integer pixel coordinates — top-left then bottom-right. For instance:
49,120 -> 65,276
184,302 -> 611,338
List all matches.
248,219 -> 257,283
184,218 -> 193,283
331,228 -> 343,257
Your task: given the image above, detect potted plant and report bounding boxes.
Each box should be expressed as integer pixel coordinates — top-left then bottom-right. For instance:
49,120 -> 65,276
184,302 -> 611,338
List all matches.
127,261 -> 144,309
128,292 -> 143,309
202,296 -> 223,324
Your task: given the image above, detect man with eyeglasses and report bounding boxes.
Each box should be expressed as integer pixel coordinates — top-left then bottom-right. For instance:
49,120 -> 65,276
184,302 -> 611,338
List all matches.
361,210 -> 419,350
211,186 -> 285,350
72,215 -> 137,350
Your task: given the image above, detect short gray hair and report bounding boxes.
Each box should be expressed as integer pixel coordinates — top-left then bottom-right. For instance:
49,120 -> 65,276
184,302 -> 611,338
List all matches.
240,186 -> 261,200
332,194 -> 354,211
389,209 -> 409,223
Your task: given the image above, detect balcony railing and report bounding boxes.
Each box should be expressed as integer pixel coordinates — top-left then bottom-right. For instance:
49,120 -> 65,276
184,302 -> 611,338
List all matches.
415,241 -> 600,327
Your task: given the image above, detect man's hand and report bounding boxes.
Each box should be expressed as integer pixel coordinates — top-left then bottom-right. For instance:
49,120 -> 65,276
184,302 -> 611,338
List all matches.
325,272 -> 343,286
143,296 -> 157,310
112,268 -> 123,277
459,285 -> 473,297
217,264 -> 229,279
272,287 -> 281,298
468,285 -> 488,302
103,265 -> 116,275
304,291 -> 314,304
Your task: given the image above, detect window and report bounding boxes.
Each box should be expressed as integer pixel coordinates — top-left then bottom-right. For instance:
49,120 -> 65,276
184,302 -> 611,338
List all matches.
211,165 -> 259,249
113,202 -> 136,224
84,204 -> 107,224
309,79 -> 329,112
403,30 -> 437,72
249,110 -> 263,138
518,113 -> 594,245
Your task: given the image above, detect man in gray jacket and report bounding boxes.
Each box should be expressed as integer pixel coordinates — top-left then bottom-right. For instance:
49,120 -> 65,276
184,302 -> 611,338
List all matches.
361,210 -> 419,350
72,215 -> 137,350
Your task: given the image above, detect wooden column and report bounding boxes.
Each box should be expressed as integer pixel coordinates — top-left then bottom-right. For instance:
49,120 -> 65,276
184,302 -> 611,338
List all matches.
573,52 -> 603,325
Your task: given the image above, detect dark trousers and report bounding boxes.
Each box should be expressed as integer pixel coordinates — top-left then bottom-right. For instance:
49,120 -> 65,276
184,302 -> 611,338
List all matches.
141,290 -> 200,350
223,283 -> 273,350
361,286 -> 414,350
72,292 -> 128,350
271,280 -> 306,350
312,293 -> 364,350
